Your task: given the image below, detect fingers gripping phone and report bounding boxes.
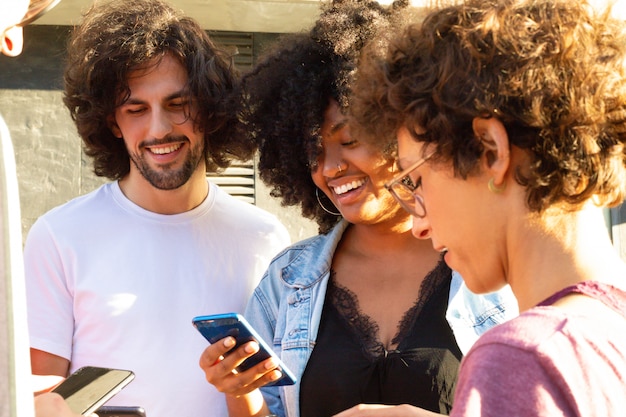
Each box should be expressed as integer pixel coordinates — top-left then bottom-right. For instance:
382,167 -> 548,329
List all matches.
51,366 -> 135,415
192,313 -> 297,387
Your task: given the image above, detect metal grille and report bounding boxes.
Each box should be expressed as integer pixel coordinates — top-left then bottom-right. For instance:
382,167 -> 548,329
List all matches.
207,31 -> 256,203
207,163 -> 255,204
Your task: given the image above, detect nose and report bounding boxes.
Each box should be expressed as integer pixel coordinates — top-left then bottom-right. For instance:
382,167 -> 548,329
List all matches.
147,107 -> 174,139
411,214 -> 431,240
321,157 -> 345,178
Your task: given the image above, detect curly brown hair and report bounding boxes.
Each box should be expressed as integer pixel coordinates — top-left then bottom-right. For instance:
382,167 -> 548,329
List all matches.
63,0 -> 253,180
236,0 -> 408,233
352,0 -> 626,212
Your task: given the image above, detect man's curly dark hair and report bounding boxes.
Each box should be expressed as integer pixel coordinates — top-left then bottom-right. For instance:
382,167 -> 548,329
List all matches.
63,0 -> 254,180
236,0 -> 408,233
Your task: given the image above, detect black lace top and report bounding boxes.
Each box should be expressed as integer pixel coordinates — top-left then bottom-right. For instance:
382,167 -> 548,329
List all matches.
299,260 -> 462,416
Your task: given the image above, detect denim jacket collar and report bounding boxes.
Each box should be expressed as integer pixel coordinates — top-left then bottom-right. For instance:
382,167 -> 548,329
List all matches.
279,220 -> 349,288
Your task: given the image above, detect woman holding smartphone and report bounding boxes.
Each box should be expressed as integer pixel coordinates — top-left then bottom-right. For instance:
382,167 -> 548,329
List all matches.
339,0 -> 626,415
198,1 -> 517,416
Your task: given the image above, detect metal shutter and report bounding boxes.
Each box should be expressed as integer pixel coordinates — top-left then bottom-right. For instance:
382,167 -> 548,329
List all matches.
207,31 -> 256,203
206,163 -> 255,204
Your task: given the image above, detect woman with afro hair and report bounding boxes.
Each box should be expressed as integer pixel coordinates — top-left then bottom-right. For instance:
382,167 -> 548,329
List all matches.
199,1 -> 517,416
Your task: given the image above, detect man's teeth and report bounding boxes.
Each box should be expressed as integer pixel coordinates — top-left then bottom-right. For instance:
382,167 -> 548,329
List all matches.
333,179 -> 365,195
149,143 -> 183,155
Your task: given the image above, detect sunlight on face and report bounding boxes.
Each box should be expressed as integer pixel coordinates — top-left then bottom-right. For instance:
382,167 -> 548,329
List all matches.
113,54 -> 205,191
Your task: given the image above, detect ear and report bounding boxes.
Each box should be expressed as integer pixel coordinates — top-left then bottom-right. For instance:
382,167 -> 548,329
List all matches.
472,116 -> 510,186
107,115 -> 122,138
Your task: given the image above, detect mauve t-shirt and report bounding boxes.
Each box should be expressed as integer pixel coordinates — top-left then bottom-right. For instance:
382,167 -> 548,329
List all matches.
451,281 -> 626,417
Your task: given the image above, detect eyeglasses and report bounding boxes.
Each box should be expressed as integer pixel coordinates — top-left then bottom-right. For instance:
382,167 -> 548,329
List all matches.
385,151 -> 435,218
18,0 -> 62,27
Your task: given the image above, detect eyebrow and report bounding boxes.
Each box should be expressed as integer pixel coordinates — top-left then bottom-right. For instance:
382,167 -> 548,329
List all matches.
329,119 -> 348,135
122,90 -> 187,105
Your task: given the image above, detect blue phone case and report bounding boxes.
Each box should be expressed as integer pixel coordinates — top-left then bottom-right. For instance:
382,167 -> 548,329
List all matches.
192,313 -> 297,386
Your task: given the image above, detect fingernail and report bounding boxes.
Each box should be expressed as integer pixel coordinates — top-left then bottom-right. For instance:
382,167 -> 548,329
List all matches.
264,359 -> 277,370
244,342 -> 258,353
270,370 -> 282,381
223,337 -> 235,347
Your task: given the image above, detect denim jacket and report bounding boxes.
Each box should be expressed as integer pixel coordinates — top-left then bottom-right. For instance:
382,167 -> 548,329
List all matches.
244,220 -> 518,417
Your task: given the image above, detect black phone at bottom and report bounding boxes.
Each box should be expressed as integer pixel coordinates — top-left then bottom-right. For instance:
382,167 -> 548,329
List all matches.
96,406 -> 146,417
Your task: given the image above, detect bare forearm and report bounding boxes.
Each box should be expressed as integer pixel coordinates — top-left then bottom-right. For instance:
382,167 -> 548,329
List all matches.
200,338 -> 282,417
30,348 -> 70,377
226,390 -> 270,417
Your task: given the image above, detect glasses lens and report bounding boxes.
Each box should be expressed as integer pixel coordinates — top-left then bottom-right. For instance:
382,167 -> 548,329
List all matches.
413,194 -> 426,218
18,0 -> 62,27
389,182 -> 426,218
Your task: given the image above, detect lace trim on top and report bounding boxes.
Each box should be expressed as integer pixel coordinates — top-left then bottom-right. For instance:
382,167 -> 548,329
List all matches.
328,259 -> 451,358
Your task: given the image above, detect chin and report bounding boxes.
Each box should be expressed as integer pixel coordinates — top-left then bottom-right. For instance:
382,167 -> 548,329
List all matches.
446,260 -> 489,294
464,281 -> 491,295
464,274 -> 508,295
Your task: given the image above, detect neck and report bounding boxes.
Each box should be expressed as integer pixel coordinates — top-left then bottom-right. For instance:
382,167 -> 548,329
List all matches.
345,215 -> 439,259
118,166 -> 209,214
508,203 -> 626,311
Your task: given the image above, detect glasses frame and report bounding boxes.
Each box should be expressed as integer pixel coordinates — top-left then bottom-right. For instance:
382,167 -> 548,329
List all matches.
385,150 -> 436,218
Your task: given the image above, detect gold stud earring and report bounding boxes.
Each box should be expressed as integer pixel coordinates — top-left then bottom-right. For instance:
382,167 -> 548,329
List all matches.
488,178 -> 506,193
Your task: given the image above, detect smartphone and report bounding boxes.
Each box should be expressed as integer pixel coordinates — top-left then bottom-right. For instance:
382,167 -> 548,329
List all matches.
51,366 -> 135,415
192,312 -> 297,386
95,406 -> 146,417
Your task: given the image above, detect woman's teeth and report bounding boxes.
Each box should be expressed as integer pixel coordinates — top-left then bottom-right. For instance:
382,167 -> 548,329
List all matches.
149,143 -> 183,155
333,179 -> 365,195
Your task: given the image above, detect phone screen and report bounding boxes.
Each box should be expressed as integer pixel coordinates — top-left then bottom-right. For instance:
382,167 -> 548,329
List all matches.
52,366 -> 135,415
192,313 -> 297,386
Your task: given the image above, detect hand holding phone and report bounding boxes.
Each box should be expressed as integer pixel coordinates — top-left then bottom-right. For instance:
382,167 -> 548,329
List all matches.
192,313 -> 297,387
51,366 -> 135,416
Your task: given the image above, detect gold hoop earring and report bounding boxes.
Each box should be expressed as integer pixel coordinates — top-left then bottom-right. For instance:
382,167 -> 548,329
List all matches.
315,188 -> 341,216
488,178 -> 506,194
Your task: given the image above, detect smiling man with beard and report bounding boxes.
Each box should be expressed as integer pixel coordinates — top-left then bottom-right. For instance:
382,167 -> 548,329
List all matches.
22,1 -> 290,416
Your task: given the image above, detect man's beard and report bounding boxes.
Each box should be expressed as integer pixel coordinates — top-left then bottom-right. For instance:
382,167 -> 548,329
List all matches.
129,136 -> 205,190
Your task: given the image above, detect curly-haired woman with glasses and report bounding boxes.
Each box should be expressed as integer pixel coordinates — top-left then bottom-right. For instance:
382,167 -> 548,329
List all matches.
343,0 -> 626,416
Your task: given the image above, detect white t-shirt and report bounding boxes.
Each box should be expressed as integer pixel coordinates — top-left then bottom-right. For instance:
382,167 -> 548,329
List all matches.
24,180 -> 290,417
